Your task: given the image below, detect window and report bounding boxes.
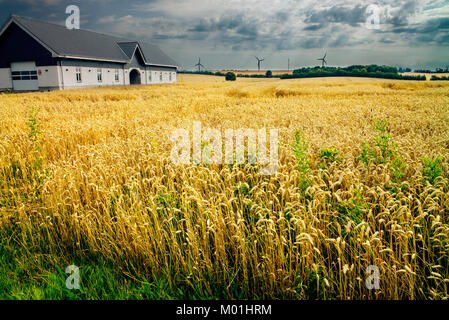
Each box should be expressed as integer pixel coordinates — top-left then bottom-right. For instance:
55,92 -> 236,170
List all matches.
11,70 -> 37,81
149,72 -> 152,82
76,68 -> 82,83
114,69 -> 119,82
159,72 -> 162,81
97,68 -> 102,82
169,72 -> 172,82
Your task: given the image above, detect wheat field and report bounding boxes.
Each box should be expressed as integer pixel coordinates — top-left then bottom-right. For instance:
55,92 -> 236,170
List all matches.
0,74 -> 448,299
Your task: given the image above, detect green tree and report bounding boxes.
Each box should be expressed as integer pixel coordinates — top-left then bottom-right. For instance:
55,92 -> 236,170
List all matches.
225,72 -> 236,81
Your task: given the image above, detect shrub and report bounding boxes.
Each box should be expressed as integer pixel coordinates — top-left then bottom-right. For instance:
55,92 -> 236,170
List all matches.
359,119 -> 399,166
319,148 -> 340,163
358,142 -> 377,167
422,157 -> 443,184
265,70 -> 273,78
225,72 -> 236,81
27,107 -> 42,171
292,131 -> 311,193
391,156 -> 406,183
293,131 -> 309,173
430,75 -> 449,81
373,120 -> 396,161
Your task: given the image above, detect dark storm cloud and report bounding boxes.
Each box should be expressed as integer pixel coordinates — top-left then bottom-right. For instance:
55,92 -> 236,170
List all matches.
385,16 -> 449,45
379,38 -> 395,44
385,0 -> 420,27
188,20 -> 212,32
298,37 -> 327,49
188,15 -> 257,37
303,24 -> 324,31
305,5 -> 367,27
440,17 -> 449,29
153,33 -> 188,40
186,14 -> 260,47
1,0 -> 448,68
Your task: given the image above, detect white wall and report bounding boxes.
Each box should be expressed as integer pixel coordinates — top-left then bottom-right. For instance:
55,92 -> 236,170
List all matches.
0,68 -> 12,90
60,65 -> 126,89
1,64 -> 177,91
144,69 -> 177,84
36,66 -> 60,89
1,66 -> 60,91
44,64 -> 177,89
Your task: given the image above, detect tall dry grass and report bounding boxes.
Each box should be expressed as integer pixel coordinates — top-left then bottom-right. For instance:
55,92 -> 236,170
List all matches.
0,75 -> 448,299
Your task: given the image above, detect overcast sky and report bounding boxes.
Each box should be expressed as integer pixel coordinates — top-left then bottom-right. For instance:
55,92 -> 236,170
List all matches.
1,0 -> 448,70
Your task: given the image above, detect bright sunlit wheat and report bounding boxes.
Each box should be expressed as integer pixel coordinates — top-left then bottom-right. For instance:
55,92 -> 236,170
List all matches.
0,74 -> 448,299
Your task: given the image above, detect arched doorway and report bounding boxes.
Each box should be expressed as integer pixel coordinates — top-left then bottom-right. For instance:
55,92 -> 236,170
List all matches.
129,69 -> 141,85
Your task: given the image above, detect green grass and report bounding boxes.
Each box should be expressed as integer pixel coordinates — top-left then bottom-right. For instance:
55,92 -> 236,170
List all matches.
0,241 -> 178,299
0,235 -> 264,300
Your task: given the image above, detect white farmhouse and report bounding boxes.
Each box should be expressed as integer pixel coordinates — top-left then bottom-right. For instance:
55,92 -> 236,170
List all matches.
0,15 -> 178,91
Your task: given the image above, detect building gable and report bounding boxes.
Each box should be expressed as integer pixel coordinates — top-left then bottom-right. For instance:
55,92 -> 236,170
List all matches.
0,21 -> 58,68
126,46 -> 146,69
118,42 -> 138,59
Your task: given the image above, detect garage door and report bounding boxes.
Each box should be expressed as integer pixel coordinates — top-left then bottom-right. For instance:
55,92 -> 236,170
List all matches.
11,61 -> 39,91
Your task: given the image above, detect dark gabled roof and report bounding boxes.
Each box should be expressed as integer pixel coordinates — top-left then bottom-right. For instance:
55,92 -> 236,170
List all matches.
0,15 -> 178,67
138,42 -> 178,67
117,42 -> 138,59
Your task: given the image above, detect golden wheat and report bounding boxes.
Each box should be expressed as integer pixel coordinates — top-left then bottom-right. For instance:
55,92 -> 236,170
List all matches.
0,74 -> 448,299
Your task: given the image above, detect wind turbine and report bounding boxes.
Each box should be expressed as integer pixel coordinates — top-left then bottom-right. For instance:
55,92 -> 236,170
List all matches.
254,56 -> 265,71
195,57 -> 205,72
317,52 -> 327,67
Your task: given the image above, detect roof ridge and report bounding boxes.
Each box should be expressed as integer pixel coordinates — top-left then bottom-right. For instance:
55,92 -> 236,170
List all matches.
10,16 -> 166,50
12,15 -> 134,43
4,15 -> 179,67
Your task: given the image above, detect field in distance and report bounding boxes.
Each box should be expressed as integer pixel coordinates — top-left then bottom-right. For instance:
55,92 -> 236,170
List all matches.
0,74 -> 448,299
215,69 -> 293,75
402,72 -> 449,80
216,70 -> 449,80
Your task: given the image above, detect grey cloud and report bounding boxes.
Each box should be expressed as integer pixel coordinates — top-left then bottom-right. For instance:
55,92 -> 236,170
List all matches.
385,0 -> 420,27
385,17 -> 449,34
1,0 -> 448,68
303,24 -> 323,31
379,38 -> 395,44
305,5 -> 367,27
188,14 -> 255,34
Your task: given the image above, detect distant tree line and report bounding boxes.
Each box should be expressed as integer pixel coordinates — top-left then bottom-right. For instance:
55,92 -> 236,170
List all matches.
179,65 -> 428,81
280,65 -> 426,81
414,67 -> 449,73
430,75 -> 449,81
236,73 -> 281,79
178,70 -> 227,76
